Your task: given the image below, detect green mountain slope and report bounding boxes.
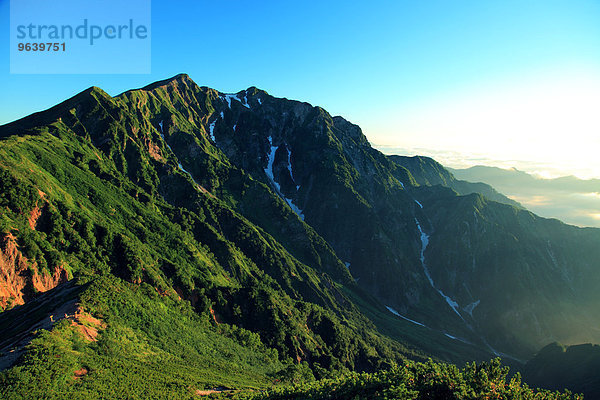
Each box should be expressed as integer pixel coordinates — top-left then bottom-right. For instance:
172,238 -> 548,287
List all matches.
0,83 -> 432,375
0,74 -> 596,398
389,155 -> 521,207
413,186 -> 600,358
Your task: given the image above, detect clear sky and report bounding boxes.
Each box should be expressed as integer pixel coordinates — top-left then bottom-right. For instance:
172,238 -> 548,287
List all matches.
1,0 -> 599,178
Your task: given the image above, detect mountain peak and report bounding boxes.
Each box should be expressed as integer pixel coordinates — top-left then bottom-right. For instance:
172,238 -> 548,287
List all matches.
135,73 -> 196,93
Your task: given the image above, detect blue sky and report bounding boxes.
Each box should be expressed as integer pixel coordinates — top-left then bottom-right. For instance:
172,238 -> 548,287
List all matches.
1,0 -> 599,177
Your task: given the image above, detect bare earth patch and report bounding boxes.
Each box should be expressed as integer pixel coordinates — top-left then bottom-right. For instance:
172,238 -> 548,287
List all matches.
73,367 -> 88,380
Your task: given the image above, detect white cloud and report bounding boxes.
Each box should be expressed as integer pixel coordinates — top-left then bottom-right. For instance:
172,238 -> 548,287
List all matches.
367,71 -> 600,179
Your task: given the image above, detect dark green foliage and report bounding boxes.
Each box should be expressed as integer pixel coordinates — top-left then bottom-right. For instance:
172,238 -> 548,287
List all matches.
0,168 -> 39,214
242,359 -> 579,400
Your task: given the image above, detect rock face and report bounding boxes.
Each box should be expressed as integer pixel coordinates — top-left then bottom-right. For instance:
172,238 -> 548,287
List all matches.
1,74 -> 600,363
0,232 -> 68,309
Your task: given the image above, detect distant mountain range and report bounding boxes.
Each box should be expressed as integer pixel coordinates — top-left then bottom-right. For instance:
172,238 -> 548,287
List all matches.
0,74 -> 596,398
450,165 -> 600,228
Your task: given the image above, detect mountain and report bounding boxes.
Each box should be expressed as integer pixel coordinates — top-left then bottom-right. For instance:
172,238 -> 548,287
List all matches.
522,342 -> 600,398
0,74 -> 595,398
450,165 -> 600,228
388,155 -> 521,207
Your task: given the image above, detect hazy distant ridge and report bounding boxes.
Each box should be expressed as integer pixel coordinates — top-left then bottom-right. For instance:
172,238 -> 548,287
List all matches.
450,165 -> 600,228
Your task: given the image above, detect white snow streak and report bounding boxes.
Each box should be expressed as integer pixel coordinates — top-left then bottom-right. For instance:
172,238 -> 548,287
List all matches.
264,136 -> 304,220
223,94 -> 235,108
257,98 -> 262,105
285,147 -> 300,191
415,218 -> 463,318
222,93 -> 250,109
385,306 -> 426,327
178,162 -> 200,186
285,199 -> 305,220
233,124 -> 237,132
209,121 -> 216,142
158,120 -> 163,133
415,200 -> 423,209
264,136 -> 280,192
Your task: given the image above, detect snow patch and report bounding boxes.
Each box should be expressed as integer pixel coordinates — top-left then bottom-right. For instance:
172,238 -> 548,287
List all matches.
415,219 -> 430,268
386,306 -> 401,317
440,293 -> 462,317
233,124 -> 237,132
222,93 -> 250,109
284,198 -> 305,220
161,134 -> 172,151
415,218 -> 463,319
178,162 -> 199,186
223,94 -> 235,108
415,200 -> 423,209
443,333 -> 472,345
464,300 -> 480,316
263,136 -> 304,220
285,147 -> 299,189
158,120 -> 163,133
209,121 -> 216,142
220,111 -> 224,119
257,98 -> 262,105
399,181 -> 404,188
385,306 -> 426,327
264,136 -> 280,192
344,262 -> 351,269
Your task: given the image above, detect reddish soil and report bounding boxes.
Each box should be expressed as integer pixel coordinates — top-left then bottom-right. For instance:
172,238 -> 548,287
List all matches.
209,307 -> 221,325
68,306 -> 105,342
148,141 -> 163,161
73,368 -> 88,379
0,232 -> 69,309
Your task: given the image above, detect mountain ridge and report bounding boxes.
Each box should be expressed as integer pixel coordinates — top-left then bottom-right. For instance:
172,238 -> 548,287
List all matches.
0,74 -> 597,398
449,165 -> 600,228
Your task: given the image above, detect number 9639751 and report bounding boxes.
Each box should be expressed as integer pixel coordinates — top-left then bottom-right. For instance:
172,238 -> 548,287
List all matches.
18,42 -> 66,52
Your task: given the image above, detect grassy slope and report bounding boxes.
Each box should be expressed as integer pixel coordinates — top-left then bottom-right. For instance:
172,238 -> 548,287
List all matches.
1,277 -> 282,399
0,78 -> 584,399
0,100 -> 425,396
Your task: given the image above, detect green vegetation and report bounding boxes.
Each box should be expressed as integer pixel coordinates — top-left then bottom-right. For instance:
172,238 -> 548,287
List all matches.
1,277 -> 282,399
0,75 -> 596,398
229,359 -> 579,399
